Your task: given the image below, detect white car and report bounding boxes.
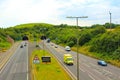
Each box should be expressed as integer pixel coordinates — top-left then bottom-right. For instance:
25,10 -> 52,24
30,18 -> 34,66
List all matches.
65,46 -> 71,51
55,45 -> 58,48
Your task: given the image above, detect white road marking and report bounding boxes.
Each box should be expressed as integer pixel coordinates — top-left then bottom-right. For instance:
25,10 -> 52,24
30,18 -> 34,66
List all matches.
79,67 -> 85,72
89,63 -> 98,67
88,74 -> 96,80
103,69 -> 112,75
27,44 -> 29,80
83,63 -> 90,67
93,69 -> 102,75
87,70 -> 101,80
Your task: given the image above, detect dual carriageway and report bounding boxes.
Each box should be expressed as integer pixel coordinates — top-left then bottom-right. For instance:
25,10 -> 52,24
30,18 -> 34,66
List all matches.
0,41 -> 120,80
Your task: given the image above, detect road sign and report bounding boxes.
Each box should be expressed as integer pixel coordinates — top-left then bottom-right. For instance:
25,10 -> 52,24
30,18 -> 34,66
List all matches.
33,55 -> 40,64
41,56 -> 51,63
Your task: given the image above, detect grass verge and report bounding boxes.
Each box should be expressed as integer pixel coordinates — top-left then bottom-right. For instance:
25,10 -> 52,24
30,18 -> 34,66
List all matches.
31,49 -> 72,80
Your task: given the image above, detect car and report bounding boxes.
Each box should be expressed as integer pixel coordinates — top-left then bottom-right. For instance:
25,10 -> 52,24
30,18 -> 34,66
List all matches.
51,44 -> 54,46
36,44 -> 39,47
24,44 -> 27,46
65,46 -> 71,51
97,60 -> 107,66
55,45 -> 58,48
20,45 -> 23,48
47,38 -> 50,43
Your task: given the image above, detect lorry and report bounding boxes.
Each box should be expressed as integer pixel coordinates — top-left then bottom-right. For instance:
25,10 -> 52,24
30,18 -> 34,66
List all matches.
64,54 -> 73,65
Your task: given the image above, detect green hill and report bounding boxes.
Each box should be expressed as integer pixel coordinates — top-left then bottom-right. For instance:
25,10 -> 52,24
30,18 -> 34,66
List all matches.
1,23 -> 120,67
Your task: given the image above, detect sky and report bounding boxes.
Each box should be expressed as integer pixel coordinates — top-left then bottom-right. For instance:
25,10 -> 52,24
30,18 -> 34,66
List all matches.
0,0 -> 120,28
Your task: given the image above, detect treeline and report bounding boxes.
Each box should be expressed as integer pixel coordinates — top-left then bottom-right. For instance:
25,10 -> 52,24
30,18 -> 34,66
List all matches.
0,22 -> 120,67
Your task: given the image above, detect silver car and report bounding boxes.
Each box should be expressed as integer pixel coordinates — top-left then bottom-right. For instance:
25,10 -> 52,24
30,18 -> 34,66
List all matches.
65,46 -> 71,51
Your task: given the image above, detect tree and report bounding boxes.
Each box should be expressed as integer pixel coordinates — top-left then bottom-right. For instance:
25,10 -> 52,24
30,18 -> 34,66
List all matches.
79,30 -> 92,46
91,26 -> 106,36
104,22 -> 116,29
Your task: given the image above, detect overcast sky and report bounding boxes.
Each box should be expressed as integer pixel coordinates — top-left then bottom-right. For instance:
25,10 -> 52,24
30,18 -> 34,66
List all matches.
0,0 -> 120,28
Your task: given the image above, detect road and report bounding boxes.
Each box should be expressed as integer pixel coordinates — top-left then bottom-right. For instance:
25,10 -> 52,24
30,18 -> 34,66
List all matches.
43,41 -> 120,80
0,42 -> 28,80
0,41 -> 120,80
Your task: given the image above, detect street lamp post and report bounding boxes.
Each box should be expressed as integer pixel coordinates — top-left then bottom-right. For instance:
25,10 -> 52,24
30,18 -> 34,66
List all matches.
109,11 -> 112,29
66,16 -> 88,80
40,28 -> 46,56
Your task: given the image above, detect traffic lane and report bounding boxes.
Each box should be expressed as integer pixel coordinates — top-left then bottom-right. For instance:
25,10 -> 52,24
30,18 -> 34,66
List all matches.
0,43 -> 28,80
70,50 -> 120,80
0,44 -> 22,76
46,42 -> 120,80
0,42 -> 20,70
79,60 -> 109,80
45,43 -> 94,80
77,53 -> 120,80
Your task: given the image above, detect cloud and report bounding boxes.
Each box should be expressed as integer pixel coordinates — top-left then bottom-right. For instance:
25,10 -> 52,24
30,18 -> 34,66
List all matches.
0,0 -> 120,27
0,0 -> 63,27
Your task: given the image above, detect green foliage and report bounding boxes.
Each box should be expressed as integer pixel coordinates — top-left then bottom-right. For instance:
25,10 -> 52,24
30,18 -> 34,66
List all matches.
0,41 -> 11,48
91,24 -> 103,28
79,30 -> 92,46
104,22 -> 116,29
112,47 -> 120,61
90,31 -> 120,53
67,41 -> 75,47
91,26 -> 106,36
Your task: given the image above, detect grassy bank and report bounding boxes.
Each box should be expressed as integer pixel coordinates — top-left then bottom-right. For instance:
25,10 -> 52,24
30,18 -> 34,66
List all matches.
31,49 -> 72,80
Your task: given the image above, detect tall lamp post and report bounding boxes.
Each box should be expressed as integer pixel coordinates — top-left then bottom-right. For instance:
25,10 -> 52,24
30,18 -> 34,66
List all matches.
66,16 -> 88,80
40,28 -> 46,56
109,11 -> 112,29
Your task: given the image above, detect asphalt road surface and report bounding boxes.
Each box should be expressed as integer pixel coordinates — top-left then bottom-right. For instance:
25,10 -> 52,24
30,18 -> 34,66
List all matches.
0,42 -> 28,80
1,41 -> 120,80
43,41 -> 120,80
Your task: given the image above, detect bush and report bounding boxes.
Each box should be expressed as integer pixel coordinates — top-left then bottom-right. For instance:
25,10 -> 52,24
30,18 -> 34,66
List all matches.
67,41 -> 75,47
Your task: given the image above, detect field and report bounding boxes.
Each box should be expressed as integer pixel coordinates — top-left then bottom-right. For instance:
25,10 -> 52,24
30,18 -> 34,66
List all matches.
30,49 -> 72,80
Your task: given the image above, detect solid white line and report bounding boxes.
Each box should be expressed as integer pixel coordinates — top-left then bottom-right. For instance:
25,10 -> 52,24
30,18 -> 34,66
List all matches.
93,69 -> 102,75
88,74 -> 96,80
26,44 -> 29,80
83,63 -> 90,67
103,69 -> 112,75
87,70 -> 101,80
79,67 -> 85,72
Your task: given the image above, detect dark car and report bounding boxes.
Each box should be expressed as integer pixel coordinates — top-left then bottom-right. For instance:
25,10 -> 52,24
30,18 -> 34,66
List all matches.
47,38 -> 50,43
20,45 -> 23,48
98,60 -> 107,66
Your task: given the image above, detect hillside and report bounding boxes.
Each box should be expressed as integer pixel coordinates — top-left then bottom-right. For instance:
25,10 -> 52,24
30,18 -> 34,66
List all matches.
1,23 -> 120,67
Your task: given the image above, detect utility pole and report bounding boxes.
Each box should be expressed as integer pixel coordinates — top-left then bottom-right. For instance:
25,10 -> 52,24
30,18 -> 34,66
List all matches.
40,28 -> 46,56
66,16 -> 88,80
109,11 -> 112,29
